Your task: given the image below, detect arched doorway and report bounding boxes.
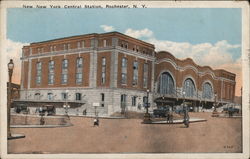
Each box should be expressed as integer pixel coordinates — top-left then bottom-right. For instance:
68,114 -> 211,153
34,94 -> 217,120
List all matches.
202,82 -> 213,99
157,72 -> 175,95
183,78 -> 196,98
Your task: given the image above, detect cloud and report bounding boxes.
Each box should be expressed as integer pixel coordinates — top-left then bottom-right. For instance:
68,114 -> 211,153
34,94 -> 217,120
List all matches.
124,28 -> 154,39
4,39 -> 29,84
148,38 -> 242,95
124,28 -> 242,96
100,25 -> 115,32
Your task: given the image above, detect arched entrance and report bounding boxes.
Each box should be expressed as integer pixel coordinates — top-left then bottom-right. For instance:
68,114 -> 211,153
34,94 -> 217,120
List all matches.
202,82 -> 213,99
157,72 -> 175,95
183,78 -> 196,98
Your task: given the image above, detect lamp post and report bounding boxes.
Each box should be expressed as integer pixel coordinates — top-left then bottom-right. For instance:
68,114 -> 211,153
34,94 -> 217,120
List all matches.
63,104 -> 70,117
212,92 -> 219,117
143,89 -> 151,123
183,91 -> 186,105
7,59 -> 14,138
240,87 -> 242,115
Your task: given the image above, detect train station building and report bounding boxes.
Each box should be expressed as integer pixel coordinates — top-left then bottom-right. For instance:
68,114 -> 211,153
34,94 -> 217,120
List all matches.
17,32 -> 236,116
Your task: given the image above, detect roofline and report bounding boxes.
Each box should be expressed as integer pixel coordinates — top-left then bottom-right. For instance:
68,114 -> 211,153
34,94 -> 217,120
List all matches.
156,51 -> 236,76
29,31 -> 155,48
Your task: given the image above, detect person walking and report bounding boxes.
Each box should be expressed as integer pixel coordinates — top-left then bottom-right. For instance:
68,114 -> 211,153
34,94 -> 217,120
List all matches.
183,105 -> 190,128
93,117 -> 99,127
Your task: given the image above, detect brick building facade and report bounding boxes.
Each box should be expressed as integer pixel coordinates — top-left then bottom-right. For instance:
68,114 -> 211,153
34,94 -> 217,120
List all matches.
18,32 -> 236,116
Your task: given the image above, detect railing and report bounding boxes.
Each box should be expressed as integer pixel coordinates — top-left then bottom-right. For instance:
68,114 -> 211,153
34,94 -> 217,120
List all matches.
14,99 -> 86,104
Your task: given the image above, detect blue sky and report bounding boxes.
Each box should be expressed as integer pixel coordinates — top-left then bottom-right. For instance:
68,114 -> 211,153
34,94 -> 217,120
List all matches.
6,8 -> 243,95
8,8 -> 241,45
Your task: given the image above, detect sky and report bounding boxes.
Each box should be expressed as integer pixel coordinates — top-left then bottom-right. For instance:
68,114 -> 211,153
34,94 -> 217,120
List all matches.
6,8 -> 242,96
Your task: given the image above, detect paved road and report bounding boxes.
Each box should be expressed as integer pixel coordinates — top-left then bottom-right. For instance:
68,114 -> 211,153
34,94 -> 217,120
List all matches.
8,112 -> 242,153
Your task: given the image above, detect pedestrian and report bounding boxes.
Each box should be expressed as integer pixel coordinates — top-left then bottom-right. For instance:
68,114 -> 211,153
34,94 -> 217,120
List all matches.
40,116 -> 45,125
183,105 -> 189,128
169,110 -> 173,123
93,117 -> 99,127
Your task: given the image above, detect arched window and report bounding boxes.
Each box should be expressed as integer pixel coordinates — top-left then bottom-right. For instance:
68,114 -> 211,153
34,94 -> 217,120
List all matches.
158,72 -> 175,95
202,82 -> 213,99
183,78 -> 196,97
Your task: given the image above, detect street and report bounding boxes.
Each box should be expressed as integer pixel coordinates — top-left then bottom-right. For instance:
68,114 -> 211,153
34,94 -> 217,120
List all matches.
8,112 -> 242,153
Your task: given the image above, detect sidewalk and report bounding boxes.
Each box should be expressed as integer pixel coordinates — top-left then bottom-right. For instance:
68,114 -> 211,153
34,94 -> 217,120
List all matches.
10,123 -> 73,128
146,118 -> 207,124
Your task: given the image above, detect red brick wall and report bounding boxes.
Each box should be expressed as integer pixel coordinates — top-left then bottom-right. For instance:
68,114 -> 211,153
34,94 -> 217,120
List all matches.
22,61 -> 29,89
29,53 -> 90,88
117,52 -> 152,91
155,51 -> 236,101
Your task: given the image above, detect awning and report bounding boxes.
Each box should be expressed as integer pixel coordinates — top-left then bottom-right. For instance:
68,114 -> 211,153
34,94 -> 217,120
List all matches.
12,99 -> 85,108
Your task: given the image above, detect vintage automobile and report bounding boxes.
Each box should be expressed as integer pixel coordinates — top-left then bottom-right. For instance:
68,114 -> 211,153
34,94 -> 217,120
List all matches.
153,106 -> 170,117
37,105 -> 56,116
14,104 -> 29,114
223,107 -> 239,114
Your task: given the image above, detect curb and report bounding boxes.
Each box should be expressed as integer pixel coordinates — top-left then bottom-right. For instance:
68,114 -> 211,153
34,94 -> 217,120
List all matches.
11,123 -> 73,128
143,118 -> 207,124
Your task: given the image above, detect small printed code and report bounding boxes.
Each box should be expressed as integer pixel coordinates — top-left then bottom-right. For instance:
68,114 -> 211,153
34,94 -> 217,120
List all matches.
224,145 -> 234,149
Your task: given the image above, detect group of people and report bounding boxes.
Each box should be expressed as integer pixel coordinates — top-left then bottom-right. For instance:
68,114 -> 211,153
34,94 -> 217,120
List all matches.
165,105 -> 190,127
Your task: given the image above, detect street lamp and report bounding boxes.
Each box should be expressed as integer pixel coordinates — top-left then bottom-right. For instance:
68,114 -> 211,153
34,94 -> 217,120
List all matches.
143,89 -> 151,123
63,104 -> 70,117
212,92 -> 219,117
7,59 -> 14,138
183,91 -> 186,103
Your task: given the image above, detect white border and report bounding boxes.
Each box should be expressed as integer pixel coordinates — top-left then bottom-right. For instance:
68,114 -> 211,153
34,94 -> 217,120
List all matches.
0,1 -> 249,159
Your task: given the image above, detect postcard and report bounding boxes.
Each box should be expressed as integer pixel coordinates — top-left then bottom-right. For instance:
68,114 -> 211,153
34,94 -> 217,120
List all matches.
0,1 -> 249,159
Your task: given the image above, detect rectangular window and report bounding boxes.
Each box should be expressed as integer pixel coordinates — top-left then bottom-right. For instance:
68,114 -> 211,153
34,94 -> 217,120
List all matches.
61,74 -> 68,84
143,63 -> 148,88
48,60 -> 54,84
122,57 -> 127,67
76,57 -> 83,84
61,93 -> 68,100
36,62 -> 42,84
136,46 -> 139,52
48,74 -> 54,84
62,59 -> 68,69
49,60 -> 54,71
101,93 -> 105,107
29,48 -> 32,54
35,93 -> 40,100
76,73 -> 82,84
53,45 -> 56,51
121,57 -> 127,84
75,93 -> 82,101
47,93 -> 53,100
101,57 -> 106,84
132,96 -> 137,106
61,59 -> 68,84
50,46 -> 53,52
132,61 -> 138,86
125,42 -> 128,49
121,73 -> 127,84
121,94 -> 127,113
82,41 -> 85,48
63,44 -> 67,50
76,58 -> 83,68
103,40 -> 107,47
77,42 -> 81,48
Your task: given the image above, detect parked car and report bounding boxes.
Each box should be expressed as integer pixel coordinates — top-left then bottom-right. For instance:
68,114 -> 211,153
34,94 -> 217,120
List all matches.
223,107 -> 239,114
153,106 -> 170,117
37,105 -> 56,116
14,104 -> 29,114
175,104 -> 193,114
